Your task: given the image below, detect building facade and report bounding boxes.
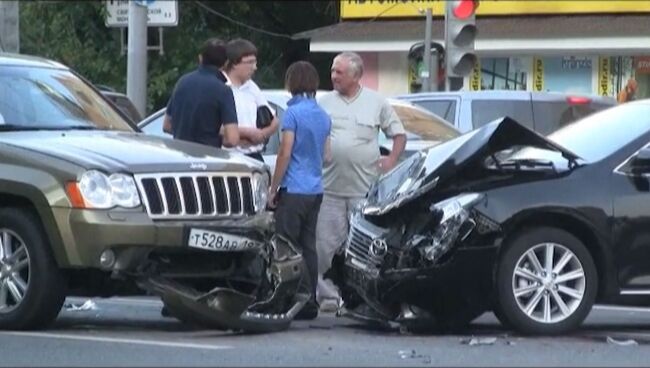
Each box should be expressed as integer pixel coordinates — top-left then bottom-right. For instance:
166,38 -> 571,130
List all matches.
295,0 -> 650,99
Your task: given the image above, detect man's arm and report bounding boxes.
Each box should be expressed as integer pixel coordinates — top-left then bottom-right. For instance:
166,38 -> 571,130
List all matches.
323,136 -> 332,164
378,100 -> 407,172
163,114 -> 173,134
222,123 -> 240,147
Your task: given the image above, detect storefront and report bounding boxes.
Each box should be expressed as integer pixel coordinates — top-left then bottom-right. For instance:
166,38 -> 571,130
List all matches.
294,0 -> 650,99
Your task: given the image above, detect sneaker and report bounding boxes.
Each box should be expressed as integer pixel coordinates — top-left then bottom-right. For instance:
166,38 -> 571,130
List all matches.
295,302 -> 319,320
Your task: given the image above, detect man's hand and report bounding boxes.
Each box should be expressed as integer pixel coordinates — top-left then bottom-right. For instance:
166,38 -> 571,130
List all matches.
268,188 -> 279,209
378,156 -> 398,173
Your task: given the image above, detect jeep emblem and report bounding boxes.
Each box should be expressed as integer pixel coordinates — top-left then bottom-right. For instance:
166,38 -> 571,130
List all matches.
190,163 -> 207,170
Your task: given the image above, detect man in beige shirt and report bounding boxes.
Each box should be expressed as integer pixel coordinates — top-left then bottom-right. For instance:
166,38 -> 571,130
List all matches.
316,52 -> 406,309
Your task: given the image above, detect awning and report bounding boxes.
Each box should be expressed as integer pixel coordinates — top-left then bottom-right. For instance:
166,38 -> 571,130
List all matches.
293,15 -> 650,56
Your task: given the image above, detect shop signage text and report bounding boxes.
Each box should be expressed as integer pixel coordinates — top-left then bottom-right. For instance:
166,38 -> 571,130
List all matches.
636,57 -> 650,75
341,0 -> 650,19
533,58 -> 544,92
598,57 -> 610,96
470,59 -> 481,91
562,57 -> 592,70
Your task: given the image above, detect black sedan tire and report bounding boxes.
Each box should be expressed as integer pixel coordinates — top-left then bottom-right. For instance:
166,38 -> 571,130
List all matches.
0,208 -> 66,329
495,227 -> 597,335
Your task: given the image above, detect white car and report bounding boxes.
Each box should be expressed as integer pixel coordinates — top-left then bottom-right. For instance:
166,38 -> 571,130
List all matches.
138,90 -> 460,171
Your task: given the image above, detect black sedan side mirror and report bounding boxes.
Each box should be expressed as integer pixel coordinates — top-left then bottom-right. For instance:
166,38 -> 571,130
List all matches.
631,148 -> 650,174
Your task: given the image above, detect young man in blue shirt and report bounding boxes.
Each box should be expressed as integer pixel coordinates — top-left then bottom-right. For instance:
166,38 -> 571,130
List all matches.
268,61 -> 331,320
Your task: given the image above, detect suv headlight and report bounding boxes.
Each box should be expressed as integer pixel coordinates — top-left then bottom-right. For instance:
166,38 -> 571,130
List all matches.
68,170 -> 141,209
252,172 -> 269,212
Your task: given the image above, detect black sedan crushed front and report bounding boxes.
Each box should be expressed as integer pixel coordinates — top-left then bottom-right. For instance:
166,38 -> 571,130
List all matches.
335,100 -> 650,335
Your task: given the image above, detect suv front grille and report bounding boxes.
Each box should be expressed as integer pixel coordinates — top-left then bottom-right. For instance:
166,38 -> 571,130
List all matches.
134,172 -> 255,219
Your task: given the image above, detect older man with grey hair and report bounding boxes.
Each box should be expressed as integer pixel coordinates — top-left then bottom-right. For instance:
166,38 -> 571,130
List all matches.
315,52 -> 406,311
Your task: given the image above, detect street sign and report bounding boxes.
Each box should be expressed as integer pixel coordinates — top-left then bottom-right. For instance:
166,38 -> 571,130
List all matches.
105,0 -> 178,27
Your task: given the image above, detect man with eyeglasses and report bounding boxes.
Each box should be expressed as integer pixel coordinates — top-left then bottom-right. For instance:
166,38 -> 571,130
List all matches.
223,38 -> 278,162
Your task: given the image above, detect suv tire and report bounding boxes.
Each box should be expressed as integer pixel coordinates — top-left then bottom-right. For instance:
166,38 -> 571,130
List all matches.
0,207 -> 66,329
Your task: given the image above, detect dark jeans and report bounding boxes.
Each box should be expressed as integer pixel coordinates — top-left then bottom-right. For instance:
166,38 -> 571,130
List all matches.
245,151 -> 264,162
274,191 -> 323,304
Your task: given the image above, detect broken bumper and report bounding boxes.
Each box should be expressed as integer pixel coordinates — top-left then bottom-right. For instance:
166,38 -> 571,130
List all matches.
139,234 -> 309,333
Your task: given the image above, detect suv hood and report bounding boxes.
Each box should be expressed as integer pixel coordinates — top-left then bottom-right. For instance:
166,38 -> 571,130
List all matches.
365,117 -> 581,214
0,131 -> 265,173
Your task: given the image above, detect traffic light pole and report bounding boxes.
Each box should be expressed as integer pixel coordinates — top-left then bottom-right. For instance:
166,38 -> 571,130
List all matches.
127,1 -> 148,118
422,8 -> 432,92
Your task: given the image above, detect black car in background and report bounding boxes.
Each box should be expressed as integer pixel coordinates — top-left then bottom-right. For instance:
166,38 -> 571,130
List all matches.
336,100 -> 650,335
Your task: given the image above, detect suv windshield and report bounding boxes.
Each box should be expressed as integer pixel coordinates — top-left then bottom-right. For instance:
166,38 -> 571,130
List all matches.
0,66 -> 133,131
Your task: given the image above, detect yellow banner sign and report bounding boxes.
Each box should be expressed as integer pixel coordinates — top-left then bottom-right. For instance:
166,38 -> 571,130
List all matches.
470,59 -> 481,91
533,58 -> 544,92
341,0 -> 650,19
598,57 -> 610,97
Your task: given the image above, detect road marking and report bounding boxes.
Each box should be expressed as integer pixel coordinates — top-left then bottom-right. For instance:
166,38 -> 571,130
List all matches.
66,297 -> 162,307
594,305 -> 650,313
0,331 -> 232,350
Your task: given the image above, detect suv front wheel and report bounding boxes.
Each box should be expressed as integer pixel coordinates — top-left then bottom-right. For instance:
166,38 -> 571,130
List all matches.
0,207 -> 66,329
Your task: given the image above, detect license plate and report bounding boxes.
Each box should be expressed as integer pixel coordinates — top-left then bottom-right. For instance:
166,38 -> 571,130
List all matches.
187,228 -> 263,252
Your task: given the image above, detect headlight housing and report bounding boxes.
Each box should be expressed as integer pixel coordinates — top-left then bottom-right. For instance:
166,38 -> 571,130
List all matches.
417,193 -> 483,262
363,152 -> 434,216
252,171 -> 269,212
71,170 -> 141,209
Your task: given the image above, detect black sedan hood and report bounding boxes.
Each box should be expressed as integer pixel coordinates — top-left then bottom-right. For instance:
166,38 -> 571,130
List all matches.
424,116 -> 581,185
366,117 -> 581,214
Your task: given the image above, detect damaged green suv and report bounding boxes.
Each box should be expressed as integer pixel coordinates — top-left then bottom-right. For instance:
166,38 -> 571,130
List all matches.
0,53 -> 306,332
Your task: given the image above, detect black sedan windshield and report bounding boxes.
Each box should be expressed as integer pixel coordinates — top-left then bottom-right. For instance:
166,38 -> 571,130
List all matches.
0,66 -> 133,131
547,102 -> 650,162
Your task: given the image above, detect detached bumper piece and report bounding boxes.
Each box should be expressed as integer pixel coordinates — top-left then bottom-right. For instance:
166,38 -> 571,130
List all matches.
140,234 -> 309,333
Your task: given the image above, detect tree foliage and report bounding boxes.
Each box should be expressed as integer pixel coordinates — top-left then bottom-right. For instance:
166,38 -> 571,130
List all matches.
20,0 -> 337,114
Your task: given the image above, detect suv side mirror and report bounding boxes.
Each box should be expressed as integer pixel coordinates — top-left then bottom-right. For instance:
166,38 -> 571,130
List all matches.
631,147 -> 650,174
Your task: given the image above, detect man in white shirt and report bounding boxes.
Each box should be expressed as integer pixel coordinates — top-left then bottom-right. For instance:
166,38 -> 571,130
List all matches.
223,39 -> 278,161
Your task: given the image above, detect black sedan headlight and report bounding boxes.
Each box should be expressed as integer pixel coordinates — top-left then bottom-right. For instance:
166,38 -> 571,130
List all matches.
417,193 -> 483,262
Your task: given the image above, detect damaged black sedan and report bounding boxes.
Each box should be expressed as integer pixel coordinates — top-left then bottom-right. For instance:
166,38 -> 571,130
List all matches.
336,100 -> 650,335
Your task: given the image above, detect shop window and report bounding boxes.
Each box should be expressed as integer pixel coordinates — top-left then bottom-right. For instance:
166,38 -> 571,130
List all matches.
480,57 -> 527,91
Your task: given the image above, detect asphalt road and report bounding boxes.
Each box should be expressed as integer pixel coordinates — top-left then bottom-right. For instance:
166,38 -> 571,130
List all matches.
3,297 -> 650,367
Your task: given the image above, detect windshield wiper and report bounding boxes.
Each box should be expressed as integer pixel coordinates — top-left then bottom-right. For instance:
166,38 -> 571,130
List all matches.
497,158 -> 557,172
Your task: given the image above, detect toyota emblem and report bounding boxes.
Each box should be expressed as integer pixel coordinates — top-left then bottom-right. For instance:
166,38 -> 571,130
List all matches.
369,238 -> 388,257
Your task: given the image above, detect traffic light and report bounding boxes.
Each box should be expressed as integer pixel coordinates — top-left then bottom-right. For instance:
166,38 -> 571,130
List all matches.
445,0 -> 478,78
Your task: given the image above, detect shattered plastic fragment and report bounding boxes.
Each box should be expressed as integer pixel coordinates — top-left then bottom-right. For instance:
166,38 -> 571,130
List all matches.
399,349 -> 417,359
461,336 -> 497,346
398,349 -> 431,363
64,300 -> 98,311
606,336 -> 638,346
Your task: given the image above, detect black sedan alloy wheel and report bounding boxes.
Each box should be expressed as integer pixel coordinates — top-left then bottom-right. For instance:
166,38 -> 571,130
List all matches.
495,227 -> 597,335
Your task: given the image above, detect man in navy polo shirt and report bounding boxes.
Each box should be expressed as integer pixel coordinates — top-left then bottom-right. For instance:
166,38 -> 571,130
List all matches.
163,38 -> 239,148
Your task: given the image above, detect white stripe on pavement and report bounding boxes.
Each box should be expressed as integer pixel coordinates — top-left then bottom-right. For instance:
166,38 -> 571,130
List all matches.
0,331 -> 232,350
66,297 -> 163,307
594,305 -> 650,313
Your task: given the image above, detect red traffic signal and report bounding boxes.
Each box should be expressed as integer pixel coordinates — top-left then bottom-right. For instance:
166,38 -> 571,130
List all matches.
452,0 -> 478,19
